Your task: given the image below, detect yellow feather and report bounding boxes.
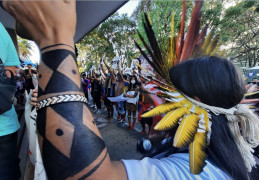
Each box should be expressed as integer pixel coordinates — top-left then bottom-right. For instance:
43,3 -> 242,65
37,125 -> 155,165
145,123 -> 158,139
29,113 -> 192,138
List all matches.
195,106 -> 203,115
203,111 -> 210,132
218,49 -> 226,56
173,114 -> 200,148
185,102 -> 194,109
189,132 -> 208,174
147,11 -> 152,25
180,98 -> 189,105
205,36 -> 218,55
154,107 -> 190,131
169,12 -> 175,68
201,30 -> 214,52
210,42 -> 222,56
142,102 -> 182,118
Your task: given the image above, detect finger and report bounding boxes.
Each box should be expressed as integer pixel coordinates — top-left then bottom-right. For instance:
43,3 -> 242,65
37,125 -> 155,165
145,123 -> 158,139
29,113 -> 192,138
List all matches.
30,97 -> 38,102
32,92 -> 38,97
32,89 -> 38,93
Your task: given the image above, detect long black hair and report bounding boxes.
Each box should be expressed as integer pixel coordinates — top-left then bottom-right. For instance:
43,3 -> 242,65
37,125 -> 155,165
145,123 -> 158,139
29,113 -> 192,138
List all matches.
169,56 -> 249,179
128,75 -> 138,91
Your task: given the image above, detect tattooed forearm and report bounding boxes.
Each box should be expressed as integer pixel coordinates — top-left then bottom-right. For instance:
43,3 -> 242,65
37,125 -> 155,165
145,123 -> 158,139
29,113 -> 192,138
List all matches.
37,49 -> 107,179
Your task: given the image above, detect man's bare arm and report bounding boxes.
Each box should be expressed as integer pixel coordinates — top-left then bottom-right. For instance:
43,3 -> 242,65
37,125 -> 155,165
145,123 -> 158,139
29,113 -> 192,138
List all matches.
101,63 -> 107,77
117,61 -> 125,82
3,1 -> 127,179
103,58 -> 116,83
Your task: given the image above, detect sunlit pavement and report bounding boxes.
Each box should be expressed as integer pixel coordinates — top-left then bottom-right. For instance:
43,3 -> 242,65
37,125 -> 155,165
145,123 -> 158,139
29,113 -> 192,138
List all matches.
88,104 -> 143,161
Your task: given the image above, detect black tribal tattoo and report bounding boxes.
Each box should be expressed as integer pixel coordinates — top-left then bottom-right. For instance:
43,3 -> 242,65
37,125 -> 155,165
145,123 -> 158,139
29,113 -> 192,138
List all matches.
37,49 -> 106,179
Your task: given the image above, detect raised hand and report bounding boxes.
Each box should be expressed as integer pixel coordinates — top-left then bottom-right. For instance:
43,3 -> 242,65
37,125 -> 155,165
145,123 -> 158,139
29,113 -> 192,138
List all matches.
3,1 -> 127,179
2,0 -> 76,49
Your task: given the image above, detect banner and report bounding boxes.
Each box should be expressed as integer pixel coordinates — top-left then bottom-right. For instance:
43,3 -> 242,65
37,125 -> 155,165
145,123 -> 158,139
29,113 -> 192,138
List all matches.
124,68 -> 132,75
111,56 -> 121,69
90,65 -> 95,72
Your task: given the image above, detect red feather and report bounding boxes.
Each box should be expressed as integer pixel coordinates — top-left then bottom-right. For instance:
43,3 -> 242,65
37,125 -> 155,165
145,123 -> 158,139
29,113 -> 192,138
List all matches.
180,0 -> 203,62
194,24 -> 208,56
176,0 -> 186,62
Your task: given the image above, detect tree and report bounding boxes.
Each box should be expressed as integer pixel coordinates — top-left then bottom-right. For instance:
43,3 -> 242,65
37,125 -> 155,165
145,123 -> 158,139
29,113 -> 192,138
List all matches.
218,1 -> 259,68
134,0 -> 186,55
131,0 -> 152,22
77,12 -> 137,68
134,0 -> 259,70
17,36 -> 32,60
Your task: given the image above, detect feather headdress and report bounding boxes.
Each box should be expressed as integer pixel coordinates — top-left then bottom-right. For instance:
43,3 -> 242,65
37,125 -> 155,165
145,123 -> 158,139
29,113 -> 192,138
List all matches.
136,0 -> 259,174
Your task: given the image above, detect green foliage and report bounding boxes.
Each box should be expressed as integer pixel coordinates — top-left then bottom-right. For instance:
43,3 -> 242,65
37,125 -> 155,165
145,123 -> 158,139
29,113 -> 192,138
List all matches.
85,61 -> 94,72
17,36 -> 32,60
218,1 -> 259,68
201,1 -> 223,27
134,0 -> 185,55
134,0 -> 258,69
78,0 -> 258,71
78,12 -> 137,69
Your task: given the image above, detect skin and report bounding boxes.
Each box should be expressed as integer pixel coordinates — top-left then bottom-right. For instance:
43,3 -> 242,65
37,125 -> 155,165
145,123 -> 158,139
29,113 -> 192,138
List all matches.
103,58 -> 116,84
100,62 -> 107,77
4,66 -> 16,78
125,77 -> 138,98
115,61 -> 126,96
3,1 -> 127,179
139,77 -> 154,105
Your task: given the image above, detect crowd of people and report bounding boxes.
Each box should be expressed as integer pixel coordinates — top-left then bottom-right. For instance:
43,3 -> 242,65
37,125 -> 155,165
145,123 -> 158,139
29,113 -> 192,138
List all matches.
81,58 -> 157,135
15,64 -> 38,105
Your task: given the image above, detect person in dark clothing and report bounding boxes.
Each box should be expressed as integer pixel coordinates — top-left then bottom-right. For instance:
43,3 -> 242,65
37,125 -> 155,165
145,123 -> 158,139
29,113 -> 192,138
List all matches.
89,71 -> 96,108
101,58 -> 116,119
92,71 -> 102,114
81,73 -> 89,101
15,69 -> 26,105
24,64 -> 36,94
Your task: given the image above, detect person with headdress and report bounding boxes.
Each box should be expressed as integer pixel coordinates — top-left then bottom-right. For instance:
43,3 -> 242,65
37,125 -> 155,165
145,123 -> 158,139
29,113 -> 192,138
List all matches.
10,0 -> 259,179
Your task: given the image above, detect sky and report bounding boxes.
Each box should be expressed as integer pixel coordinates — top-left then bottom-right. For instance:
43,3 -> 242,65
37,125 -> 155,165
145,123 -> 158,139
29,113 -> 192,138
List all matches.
118,0 -> 139,16
29,0 -> 140,64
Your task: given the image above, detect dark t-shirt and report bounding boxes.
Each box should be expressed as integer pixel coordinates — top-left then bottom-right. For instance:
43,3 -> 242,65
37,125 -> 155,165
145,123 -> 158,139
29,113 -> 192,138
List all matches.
105,77 -> 115,97
93,80 -> 102,95
82,79 -> 89,92
24,69 -> 36,88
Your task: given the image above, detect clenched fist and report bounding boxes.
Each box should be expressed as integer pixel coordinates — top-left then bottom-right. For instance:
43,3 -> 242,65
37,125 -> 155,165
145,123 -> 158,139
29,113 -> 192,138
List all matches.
2,0 -> 76,48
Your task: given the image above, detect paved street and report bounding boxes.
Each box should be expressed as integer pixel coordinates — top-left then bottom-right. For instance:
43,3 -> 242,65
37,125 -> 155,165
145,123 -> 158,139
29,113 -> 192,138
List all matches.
89,105 -> 143,161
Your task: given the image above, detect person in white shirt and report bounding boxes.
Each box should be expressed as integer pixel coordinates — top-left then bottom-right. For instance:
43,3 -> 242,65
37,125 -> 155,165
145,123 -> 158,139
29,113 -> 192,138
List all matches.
125,75 -> 139,130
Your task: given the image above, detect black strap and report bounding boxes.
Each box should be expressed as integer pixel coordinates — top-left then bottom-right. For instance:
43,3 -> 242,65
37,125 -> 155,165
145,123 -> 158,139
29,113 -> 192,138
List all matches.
40,43 -> 74,51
